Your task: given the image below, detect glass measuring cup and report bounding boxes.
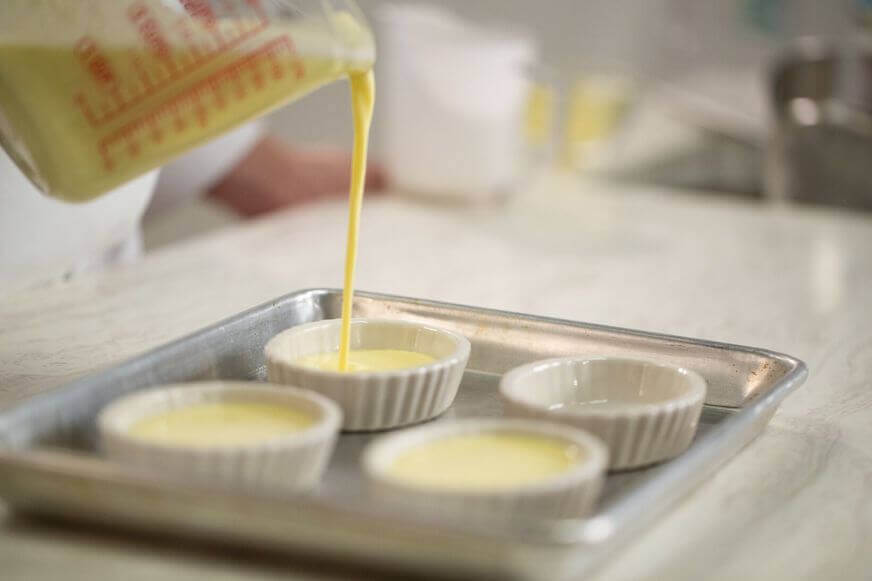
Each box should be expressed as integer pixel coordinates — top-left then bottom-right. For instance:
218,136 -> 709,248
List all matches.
0,0 -> 374,202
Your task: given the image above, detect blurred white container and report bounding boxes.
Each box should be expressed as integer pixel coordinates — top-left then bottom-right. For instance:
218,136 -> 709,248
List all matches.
374,5 -> 535,201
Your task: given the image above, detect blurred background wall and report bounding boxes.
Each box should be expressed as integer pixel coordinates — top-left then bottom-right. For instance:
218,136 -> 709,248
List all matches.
269,0 -> 855,154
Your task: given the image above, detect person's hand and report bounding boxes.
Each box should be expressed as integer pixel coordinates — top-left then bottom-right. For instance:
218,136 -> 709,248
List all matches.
207,136 -> 388,217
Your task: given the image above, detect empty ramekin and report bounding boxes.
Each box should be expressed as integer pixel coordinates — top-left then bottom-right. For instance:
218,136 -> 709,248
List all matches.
362,418 -> 608,519
500,357 -> 706,470
98,381 -> 342,492
265,318 -> 471,431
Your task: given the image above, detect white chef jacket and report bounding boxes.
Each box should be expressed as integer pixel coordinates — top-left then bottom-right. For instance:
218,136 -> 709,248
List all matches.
0,122 -> 263,295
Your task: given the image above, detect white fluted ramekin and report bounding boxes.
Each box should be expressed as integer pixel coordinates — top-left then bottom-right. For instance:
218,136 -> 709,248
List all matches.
98,381 -> 342,492
265,319 -> 470,431
500,357 -> 706,470
362,419 -> 607,519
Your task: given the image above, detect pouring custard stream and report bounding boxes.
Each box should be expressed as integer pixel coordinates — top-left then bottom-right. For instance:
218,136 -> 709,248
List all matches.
325,72 -> 440,373
338,70 -> 375,372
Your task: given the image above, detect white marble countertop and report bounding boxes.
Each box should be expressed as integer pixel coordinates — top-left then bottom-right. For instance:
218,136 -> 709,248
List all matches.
1,175 -> 871,580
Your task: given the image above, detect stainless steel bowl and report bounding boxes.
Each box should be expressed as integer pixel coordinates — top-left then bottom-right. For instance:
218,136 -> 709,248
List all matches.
765,37 -> 872,211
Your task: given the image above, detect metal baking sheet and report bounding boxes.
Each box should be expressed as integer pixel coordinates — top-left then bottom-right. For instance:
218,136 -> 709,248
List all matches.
0,289 -> 807,580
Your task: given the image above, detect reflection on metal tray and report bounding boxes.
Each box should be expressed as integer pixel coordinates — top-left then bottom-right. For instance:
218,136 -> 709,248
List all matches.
0,289 -> 807,581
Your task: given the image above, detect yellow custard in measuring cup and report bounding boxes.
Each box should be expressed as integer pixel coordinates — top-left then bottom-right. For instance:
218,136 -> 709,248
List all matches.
129,401 -> 314,447
296,349 -> 435,372
389,433 -> 584,491
0,3 -> 374,201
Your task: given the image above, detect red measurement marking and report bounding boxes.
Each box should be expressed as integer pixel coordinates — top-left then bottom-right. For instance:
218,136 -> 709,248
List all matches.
74,36 -> 118,87
282,36 -> 304,80
252,69 -> 265,89
131,56 -> 154,90
73,93 -> 99,125
194,103 -> 207,126
212,79 -> 227,109
175,20 -> 203,61
180,0 -> 216,28
160,56 -> 179,77
234,79 -> 246,100
73,2 -> 269,126
128,2 -> 172,62
97,36 -> 302,170
74,17 -> 268,129
99,143 -> 114,171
